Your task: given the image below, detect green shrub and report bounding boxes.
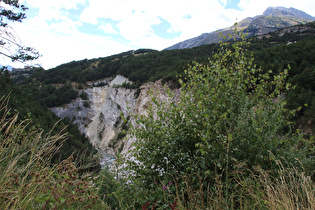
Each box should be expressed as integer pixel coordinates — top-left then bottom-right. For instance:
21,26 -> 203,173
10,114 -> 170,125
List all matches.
83,100 -> 90,108
122,30 -> 313,207
80,91 -> 89,100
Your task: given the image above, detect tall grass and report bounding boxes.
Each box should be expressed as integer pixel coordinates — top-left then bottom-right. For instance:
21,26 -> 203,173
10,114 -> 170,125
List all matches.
257,159 -> 314,210
0,95 -> 108,209
112,161 -> 314,209
154,161 -> 314,210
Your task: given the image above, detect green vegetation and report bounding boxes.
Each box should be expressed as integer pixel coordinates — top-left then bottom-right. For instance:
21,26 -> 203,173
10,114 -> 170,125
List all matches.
0,96 -> 107,209
16,22 -> 315,132
249,24 -> 315,131
115,33 -> 314,209
1,31 -> 314,209
1,1 -> 314,207
0,69 -> 99,169
20,47 -> 212,86
1,97 -> 313,209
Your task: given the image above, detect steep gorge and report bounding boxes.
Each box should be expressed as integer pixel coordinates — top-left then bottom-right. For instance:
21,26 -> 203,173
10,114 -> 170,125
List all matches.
50,75 -> 179,166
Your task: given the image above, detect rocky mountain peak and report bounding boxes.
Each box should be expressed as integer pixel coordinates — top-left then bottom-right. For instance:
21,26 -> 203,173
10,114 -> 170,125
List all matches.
263,7 -> 315,20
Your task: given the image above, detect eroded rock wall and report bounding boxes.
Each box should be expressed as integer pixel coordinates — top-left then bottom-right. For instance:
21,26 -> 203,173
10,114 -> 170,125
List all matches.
50,75 -> 179,161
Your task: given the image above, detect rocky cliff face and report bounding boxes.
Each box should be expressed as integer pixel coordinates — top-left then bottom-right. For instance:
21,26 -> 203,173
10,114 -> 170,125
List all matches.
50,75 -> 179,166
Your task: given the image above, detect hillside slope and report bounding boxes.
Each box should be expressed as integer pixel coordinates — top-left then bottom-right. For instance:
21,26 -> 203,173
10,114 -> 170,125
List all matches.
10,22 -> 315,165
165,6 -> 314,50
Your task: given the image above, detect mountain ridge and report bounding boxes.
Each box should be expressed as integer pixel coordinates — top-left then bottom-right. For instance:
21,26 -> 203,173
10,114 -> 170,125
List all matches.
165,6 -> 315,50
263,7 -> 315,20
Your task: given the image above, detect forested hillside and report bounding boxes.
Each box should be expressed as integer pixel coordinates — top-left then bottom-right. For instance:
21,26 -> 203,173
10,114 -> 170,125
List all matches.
249,22 -> 315,131
16,21 -> 315,133
0,70 -> 100,171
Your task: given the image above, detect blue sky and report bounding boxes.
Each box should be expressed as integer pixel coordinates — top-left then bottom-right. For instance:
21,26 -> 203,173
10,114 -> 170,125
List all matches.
1,0 -> 315,69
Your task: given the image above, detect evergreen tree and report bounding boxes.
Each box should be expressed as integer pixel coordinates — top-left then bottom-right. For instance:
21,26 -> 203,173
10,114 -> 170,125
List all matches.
0,0 -> 39,62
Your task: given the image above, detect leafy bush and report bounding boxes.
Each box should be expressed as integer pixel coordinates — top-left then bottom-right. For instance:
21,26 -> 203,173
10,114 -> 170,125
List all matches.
121,31 -> 313,207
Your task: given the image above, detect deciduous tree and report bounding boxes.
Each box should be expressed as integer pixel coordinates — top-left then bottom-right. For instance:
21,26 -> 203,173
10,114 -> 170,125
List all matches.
125,32 -> 311,202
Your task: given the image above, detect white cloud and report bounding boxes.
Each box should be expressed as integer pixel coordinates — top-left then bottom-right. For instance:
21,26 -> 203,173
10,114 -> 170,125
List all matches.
12,25 -> 130,69
18,0 -> 84,35
51,17 -> 83,34
10,16 -> 130,69
117,10 -> 161,41
98,23 -> 118,34
80,0 -> 133,24
21,0 -> 86,10
79,0 -> 235,42
219,0 -> 228,7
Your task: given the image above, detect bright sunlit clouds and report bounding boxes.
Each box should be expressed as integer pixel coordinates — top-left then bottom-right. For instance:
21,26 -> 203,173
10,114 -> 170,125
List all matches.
2,0 -> 315,69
